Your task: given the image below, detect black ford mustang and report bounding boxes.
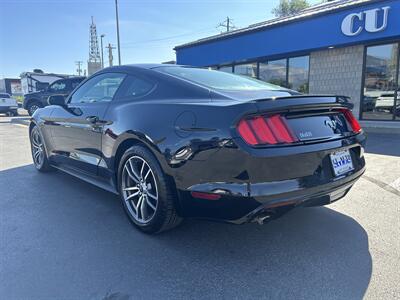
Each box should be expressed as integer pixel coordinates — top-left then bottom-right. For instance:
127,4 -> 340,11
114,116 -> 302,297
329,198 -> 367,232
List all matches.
30,64 -> 366,233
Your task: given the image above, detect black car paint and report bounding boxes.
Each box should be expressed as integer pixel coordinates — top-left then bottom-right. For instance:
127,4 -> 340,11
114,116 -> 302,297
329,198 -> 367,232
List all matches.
23,77 -> 85,111
31,64 -> 366,223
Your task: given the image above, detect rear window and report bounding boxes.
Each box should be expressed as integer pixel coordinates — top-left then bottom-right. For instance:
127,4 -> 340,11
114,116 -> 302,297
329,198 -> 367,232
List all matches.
117,75 -> 155,99
157,67 -> 284,91
0,93 -> 10,98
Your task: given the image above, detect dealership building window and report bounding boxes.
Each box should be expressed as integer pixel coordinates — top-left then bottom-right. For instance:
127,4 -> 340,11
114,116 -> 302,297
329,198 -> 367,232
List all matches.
259,59 -> 288,87
288,56 -> 309,93
362,42 -> 399,121
216,56 -> 310,92
397,63 -> 400,121
234,63 -> 257,78
218,65 -> 233,73
227,55 -> 310,93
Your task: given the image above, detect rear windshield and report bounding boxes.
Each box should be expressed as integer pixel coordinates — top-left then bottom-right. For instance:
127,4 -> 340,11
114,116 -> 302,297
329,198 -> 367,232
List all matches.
0,93 -> 10,98
157,67 -> 285,91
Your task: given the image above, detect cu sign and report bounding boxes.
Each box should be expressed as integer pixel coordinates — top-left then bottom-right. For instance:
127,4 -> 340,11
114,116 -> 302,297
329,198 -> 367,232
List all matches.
341,6 -> 390,36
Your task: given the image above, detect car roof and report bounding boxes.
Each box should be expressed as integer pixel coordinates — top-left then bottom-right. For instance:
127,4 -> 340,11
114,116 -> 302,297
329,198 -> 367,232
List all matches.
66,76 -> 86,80
101,64 -> 185,72
126,64 -> 182,69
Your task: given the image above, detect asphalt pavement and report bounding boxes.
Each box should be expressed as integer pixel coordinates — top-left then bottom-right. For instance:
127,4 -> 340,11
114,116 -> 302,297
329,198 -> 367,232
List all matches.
0,117 -> 399,300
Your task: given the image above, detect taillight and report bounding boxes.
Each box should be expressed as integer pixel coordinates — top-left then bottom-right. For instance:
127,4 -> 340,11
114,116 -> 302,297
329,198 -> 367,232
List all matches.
237,114 -> 298,146
339,109 -> 362,133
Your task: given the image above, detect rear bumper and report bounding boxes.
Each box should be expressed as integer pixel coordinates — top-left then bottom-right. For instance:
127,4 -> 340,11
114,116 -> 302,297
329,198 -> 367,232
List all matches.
0,106 -> 18,113
233,167 -> 364,224
173,133 -> 366,222
178,166 -> 364,223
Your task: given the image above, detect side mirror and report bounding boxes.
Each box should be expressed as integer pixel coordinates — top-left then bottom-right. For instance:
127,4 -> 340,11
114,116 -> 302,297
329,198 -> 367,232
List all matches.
48,95 -> 66,106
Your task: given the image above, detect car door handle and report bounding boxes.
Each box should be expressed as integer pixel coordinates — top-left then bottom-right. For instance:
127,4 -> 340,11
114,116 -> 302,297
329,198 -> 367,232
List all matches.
86,116 -> 99,124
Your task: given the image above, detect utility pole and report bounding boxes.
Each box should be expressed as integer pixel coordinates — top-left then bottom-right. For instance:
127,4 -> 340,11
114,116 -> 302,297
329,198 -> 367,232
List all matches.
100,34 -> 105,68
75,61 -> 83,76
217,16 -> 236,33
107,43 -> 116,67
115,0 -> 121,65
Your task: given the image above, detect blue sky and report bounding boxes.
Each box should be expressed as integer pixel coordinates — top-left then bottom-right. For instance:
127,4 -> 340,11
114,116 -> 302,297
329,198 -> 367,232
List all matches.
0,0 -> 320,78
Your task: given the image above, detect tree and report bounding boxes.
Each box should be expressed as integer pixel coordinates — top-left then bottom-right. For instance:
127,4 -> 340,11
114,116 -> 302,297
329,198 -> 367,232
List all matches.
272,0 -> 310,17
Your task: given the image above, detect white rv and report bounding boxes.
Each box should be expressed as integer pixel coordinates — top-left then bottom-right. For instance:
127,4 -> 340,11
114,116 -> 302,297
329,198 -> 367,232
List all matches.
20,70 -> 71,95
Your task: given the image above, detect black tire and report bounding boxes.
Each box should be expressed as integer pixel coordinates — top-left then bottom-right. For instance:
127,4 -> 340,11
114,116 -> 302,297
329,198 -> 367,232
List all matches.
9,110 -> 18,116
118,145 -> 182,234
27,101 -> 42,116
30,125 -> 53,172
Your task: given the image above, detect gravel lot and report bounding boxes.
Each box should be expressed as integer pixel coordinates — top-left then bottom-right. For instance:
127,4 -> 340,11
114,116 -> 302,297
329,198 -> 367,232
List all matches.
0,118 -> 399,300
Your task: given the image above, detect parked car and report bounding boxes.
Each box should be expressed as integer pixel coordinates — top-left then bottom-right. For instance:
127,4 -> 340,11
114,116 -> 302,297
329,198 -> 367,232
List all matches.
29,64 -> 366,234
23,76 -> 85,115
362,96 -> 376,111
0,93 -> 18,116
374,92 -> 395,112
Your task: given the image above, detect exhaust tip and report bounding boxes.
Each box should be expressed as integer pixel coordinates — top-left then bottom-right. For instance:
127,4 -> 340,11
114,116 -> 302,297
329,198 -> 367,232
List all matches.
253,214 -> 272,225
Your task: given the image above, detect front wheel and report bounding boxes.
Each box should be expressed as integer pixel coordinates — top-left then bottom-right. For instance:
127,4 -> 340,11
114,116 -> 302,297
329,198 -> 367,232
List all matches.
118,146 -> 182,234
30,126 -> 53,172
27,102 -> 42,116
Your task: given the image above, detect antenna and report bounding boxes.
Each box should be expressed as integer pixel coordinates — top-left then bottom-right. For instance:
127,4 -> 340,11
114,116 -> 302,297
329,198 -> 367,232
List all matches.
88,17 -> 102,75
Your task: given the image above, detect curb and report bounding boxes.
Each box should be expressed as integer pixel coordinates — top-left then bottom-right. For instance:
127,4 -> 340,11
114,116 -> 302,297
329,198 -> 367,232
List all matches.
363,127 -> 400,135
11,117 -> 30,126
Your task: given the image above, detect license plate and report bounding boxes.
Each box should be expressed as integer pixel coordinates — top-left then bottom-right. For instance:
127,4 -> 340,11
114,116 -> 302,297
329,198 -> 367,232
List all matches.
330,150 -> 354,177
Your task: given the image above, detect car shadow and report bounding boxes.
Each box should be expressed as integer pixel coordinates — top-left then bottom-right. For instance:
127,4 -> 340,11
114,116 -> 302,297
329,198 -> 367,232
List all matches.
0,165 -> 372,299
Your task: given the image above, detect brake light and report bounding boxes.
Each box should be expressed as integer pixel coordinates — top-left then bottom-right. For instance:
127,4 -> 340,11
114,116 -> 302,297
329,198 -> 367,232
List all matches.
340,109 -> 362,133
237,119 -> 258,145
237,115 -> 298,146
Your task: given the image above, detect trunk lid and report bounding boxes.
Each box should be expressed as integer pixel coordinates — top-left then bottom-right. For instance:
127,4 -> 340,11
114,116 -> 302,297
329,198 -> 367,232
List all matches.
285,111 -> 352,142
235,95 -> 360,146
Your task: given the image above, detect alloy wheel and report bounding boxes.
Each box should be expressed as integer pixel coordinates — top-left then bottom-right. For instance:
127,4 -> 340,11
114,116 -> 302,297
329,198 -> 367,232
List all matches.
29,105 -> 40,115
122,156 -> 159,224
31,128 -> 44,167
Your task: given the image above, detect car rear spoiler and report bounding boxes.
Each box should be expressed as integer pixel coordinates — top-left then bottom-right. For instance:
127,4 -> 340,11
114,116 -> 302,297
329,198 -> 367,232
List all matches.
250,95 -> 354,114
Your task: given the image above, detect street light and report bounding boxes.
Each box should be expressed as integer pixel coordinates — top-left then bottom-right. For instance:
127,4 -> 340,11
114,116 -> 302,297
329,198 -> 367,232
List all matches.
100,34 -> 105,68
115,0 -> 121,65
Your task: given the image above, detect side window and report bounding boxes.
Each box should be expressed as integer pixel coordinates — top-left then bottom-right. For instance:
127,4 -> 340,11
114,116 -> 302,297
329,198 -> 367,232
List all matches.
49,80 -> 67,92
71,80 -> 82,90
116,75 -> 155,100
69,73 -> 125,104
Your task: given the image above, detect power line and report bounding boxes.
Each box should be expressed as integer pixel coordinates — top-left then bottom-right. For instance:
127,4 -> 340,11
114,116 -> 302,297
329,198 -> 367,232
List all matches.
121,27 -> 218,47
